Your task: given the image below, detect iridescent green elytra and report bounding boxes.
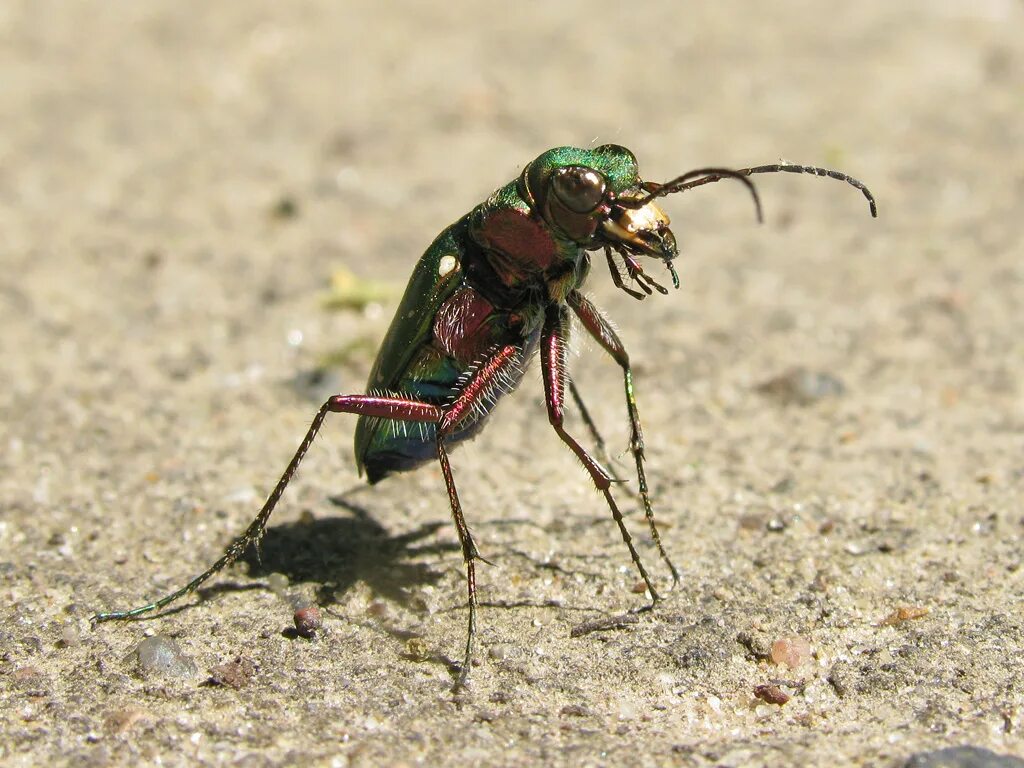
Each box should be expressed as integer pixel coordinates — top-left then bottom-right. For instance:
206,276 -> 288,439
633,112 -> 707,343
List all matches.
93,144 -> 876,689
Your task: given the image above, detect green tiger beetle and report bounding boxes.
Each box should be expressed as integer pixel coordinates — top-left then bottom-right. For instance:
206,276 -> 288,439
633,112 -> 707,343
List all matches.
93,145 -> 876,688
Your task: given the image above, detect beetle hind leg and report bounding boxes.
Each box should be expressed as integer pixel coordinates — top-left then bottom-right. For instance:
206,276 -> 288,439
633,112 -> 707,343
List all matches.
432,342 -> 527,688
91,393 -> 441,623
435,436 -> 479,689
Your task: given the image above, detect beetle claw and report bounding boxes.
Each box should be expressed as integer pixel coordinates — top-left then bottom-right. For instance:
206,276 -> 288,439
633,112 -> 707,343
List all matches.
665,261 -> 680,290
605,246 -> 648,300
624,257 -> 668,296
642,273 -> 669,295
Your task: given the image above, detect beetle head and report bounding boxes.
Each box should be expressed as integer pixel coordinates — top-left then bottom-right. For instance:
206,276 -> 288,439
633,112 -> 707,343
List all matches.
520,144 -> 682,295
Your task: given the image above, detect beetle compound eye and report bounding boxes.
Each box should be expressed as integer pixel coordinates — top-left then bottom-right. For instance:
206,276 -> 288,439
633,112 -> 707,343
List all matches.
551,166 -> 607,214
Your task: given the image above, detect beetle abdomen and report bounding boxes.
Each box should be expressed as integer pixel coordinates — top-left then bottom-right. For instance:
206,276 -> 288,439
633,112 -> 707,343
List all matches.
359,328 -> 538,484
361,418 -> 485,484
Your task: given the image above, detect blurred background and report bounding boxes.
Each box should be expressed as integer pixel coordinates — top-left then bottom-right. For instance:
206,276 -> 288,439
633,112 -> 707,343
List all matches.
1,2 -> 1021,765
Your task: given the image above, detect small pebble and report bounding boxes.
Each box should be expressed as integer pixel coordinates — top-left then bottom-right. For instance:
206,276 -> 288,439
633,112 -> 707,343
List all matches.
267,573 -> 289,597
738,512 -> 767,531
904,745 -> 1024,768
405,638 -> 429,661
879,606 -> 929,626
771,636 -> 812,669
756,367 -> 845,405
13,666 -> 43,686
59,625 -> 80,648
560,703 -> 589,717
489,643 -> 512,661
616,698 -> 638,720
753,684 -> 790,705
271,195 -> 299,220
207,657 -> 257,689
133,636 -> 198,679
293,605 -> 322,638
104,708 -> 149,735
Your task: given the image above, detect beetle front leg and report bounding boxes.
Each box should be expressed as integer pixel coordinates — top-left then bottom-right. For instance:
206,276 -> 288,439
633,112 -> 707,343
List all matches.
91,393 -> 441,623
541,304 -> 661,603
605,246 -> 648,300
568,291 -> 681,588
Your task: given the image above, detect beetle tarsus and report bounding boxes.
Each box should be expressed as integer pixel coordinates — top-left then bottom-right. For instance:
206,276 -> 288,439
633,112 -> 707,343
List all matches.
621,251 -> 669,297
603,489 -> 661,603
605,247 -> 648,300
450,556 -> 477,692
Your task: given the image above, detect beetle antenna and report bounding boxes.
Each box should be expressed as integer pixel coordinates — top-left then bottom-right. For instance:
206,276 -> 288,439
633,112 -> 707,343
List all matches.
741,164 -> 876,217
639,163 -> 877,219
621,168 -> 764,223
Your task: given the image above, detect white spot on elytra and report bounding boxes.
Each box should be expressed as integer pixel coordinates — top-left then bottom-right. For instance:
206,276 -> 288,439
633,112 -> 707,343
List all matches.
438,254 -> 458,277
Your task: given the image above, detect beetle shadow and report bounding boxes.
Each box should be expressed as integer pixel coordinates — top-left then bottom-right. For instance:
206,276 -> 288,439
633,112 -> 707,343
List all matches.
237,495 -> 458,609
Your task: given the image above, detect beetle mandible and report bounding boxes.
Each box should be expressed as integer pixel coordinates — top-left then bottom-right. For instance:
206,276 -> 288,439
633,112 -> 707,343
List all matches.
93,145 -> 876,688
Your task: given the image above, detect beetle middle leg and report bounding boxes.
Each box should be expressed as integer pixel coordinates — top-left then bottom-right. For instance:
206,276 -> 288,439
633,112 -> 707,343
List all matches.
567,290 -> 681,588
541,304 -> 662,603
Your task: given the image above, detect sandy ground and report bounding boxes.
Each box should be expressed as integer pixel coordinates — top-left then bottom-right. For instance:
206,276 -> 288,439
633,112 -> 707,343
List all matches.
1,2 -> 1023,766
